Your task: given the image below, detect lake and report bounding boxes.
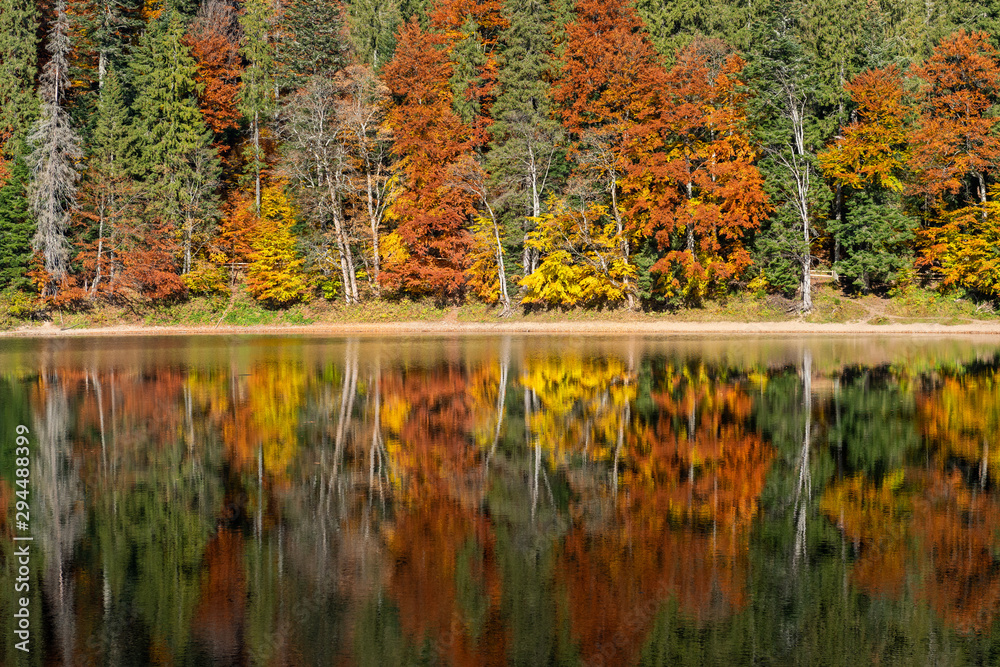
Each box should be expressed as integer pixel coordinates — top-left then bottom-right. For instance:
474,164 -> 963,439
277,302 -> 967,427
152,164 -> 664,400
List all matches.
1,334 -> 1000,665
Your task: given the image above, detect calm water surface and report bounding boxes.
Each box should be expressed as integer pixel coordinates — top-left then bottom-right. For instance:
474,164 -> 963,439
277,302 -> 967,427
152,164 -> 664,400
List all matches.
1,335 -> 1000,665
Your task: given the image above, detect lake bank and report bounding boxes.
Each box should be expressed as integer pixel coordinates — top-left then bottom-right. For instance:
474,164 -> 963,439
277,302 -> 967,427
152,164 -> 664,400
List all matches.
5,319 -> 1000,337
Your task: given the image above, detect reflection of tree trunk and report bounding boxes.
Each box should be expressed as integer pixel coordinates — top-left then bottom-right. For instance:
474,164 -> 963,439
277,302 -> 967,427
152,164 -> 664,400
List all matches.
257,443 -> 263,543
613,408 -> 625,496
485,338 -> 510,472
981,440 -> 989,490
332,340 -> 359,485
35,377 -> 84,666
793,349 -> 812,571
526,388 -> 539,519
93,369 -> 107,474
185,382 -> 195,454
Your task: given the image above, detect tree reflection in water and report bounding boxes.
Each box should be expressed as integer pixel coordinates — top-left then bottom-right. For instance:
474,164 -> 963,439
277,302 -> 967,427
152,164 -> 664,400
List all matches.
0,336 -> 999,664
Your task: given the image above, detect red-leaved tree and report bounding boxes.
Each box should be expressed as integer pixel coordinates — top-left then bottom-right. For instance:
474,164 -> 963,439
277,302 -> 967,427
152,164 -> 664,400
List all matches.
380,21 -> 476,300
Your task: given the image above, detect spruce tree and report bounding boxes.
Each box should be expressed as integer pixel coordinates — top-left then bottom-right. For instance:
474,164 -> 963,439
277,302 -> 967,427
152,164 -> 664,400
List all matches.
0,154 -> 35,290
238,0 -> 277,214
633,0 -> 748,60
130,10 -> 220,274
826,191 -> 915,293
77,67 -> 135,294
488,0 -> 563,276
72,0 -> 144,91
449,17 -> 489,128
347,0 -> 402,69
277,0 -> 345,89
0,0 -> 40,155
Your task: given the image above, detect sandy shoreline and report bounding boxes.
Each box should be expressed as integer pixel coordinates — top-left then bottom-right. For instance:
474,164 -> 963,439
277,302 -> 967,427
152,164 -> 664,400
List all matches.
3,319 -> 1000,337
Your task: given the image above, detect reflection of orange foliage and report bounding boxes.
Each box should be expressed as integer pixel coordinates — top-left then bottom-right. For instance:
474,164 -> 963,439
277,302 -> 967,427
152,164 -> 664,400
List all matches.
819,472 -> 909,597
913,468 -> 1000,634
918,373 -> 1000,478
386,497 -> 507,666
382,365 -> 481,507
42,369 -> 187,488
559,377 -> 773,665
193,529 -> 246,659
824,467 -> 1000,634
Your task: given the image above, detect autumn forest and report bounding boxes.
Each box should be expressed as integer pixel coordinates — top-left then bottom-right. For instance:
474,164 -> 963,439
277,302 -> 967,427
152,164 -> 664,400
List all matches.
2,0 -> 1000,315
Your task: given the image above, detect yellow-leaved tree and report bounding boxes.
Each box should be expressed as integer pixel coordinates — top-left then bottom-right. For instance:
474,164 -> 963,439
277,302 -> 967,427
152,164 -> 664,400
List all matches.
920,190 -> 1000,299
246,183 -> 311,306
520,197 -> 637,308
465,215 -> 505,306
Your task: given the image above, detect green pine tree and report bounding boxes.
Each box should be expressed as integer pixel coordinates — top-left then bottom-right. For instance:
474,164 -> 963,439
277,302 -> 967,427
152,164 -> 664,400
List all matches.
633,0 -> 748,61
828,190 -> 916,293
347,0 -> 402,69
77,66 -> 135,293
450,17 -> 489,127
239,0 -> 277,214
277,0 -> 345,89
488,0 -> 565,277
130,10 -> 220,273
0,0 -> 40,155
0,154 -> 35,290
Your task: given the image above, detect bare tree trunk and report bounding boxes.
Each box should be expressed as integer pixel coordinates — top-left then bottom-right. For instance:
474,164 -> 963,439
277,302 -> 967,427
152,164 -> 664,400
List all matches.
326,178 -> 355,304
481,198 -> 510,315
253,110 -> 262,214
525,143 -> 542,275
183,217 -> 193,274
686,181 -> 695,255
365,170 -> 380,288
92,201 -> 105,295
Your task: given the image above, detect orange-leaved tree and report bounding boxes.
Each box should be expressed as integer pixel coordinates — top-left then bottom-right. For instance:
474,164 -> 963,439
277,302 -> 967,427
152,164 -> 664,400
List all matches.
551,0 -> 668,308
628,40 -> 768,303
908,31 -> 1000,297
184,0 -> 243,168
380,20 -> 476,301
820,66 -> 910,193
908,31 -> 1000,211
817,65 -> 916,292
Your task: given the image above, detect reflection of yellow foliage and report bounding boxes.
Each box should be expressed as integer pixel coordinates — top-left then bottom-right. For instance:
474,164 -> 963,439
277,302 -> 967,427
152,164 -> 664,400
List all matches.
380,391 -> 410,489
249,362 -> 306,483
820,472 -> 909,549
521,354 -> 636,464
467,364 -> 503,449
381,394 -> 410,434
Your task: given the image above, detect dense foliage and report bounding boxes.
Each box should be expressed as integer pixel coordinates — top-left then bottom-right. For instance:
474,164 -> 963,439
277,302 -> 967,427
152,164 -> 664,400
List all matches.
3,0 -> 1000,312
